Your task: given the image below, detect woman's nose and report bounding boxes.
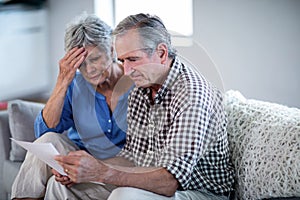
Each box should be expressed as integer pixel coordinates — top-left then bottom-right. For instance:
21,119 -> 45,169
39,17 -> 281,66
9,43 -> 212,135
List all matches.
85,65 -> 96,75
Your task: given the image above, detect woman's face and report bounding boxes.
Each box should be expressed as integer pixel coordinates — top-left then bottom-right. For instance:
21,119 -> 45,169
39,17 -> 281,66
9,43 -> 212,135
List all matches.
79,45 -> 112,87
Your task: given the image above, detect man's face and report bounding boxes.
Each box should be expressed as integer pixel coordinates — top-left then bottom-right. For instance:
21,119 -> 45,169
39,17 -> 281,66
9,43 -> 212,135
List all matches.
115,30 -> 169,88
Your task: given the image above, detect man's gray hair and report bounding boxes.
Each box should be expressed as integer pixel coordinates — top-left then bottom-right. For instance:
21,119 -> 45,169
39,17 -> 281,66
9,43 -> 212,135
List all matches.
64,13 -> 113,58
113,13 -> 176,58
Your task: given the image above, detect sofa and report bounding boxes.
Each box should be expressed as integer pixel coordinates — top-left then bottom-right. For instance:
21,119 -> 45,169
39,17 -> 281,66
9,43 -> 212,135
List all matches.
0,100 -> 44,200
0,91 -> 299,200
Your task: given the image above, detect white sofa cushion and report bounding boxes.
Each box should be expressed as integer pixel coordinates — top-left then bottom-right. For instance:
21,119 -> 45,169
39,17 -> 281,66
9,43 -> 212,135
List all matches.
224,90 -> 300,199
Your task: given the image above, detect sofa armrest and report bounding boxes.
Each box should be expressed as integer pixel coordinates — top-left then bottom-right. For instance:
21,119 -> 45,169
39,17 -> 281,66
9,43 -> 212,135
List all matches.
0,110 -> 11,199
0,110 -> 11,160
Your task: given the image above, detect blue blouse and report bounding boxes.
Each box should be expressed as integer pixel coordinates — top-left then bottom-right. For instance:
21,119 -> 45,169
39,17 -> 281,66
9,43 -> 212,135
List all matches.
34,72 -> 131,159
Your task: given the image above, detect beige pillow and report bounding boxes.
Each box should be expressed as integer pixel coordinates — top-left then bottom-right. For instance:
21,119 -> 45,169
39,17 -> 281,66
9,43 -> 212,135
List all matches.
8,100 -> 44,161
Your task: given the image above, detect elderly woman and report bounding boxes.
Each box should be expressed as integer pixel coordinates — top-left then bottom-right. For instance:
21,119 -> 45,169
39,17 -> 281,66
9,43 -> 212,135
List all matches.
11,13 -> 132,200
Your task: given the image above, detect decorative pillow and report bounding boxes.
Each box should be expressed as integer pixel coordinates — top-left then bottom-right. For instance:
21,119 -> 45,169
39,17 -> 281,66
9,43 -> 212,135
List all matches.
224,90 -> 300,200
8,100 -> 44,161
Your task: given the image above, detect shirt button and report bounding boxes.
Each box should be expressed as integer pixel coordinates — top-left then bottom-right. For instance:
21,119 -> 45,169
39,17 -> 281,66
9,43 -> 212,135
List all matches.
108,119 -> 111,123
108,129 -> 111,133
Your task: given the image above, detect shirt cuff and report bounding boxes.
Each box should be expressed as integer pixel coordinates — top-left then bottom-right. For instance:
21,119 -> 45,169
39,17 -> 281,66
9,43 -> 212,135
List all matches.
165,155 -> 194,190
34,110 -> 49,138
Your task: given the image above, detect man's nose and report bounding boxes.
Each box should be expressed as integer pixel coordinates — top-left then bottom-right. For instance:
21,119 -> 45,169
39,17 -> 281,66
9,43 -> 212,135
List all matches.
123,61 -> 134,76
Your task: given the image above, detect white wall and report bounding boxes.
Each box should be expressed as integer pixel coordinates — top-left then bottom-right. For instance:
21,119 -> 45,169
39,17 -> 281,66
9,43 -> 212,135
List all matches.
193,0 -> 300,108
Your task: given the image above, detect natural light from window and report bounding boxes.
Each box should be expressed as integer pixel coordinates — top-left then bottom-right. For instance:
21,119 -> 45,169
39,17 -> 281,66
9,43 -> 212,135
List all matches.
94,0 -> 193,37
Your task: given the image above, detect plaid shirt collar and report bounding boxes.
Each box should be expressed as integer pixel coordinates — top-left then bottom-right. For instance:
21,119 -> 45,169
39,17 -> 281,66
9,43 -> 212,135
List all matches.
140,56 -> 182,104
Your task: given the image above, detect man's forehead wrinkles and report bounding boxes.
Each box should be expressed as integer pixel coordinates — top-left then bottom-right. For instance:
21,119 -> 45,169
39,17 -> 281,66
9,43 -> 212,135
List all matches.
118,48 -> 148,58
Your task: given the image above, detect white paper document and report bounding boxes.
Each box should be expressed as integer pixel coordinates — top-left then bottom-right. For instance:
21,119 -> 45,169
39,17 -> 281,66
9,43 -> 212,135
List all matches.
11,138 -> 67,176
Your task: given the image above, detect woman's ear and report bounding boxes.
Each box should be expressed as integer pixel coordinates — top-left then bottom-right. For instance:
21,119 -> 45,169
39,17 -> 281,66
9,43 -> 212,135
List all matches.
157,43 -> 168,64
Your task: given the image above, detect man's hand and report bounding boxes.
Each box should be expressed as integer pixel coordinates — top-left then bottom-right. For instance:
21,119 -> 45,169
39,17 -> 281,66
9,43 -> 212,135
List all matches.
55,150 -> 178,196
54,150 -> 106,183
51,168 -> 75,188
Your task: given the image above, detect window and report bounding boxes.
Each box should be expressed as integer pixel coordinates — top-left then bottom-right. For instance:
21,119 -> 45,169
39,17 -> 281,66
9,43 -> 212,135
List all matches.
94,0 -> 193,38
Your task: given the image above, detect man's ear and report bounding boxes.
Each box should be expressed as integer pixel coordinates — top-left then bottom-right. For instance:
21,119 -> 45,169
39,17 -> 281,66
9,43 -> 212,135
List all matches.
157,43 -> 168,64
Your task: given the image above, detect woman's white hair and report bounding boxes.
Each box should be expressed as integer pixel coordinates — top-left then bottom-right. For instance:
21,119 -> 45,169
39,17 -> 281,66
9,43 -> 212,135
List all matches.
64,13 -> 113,59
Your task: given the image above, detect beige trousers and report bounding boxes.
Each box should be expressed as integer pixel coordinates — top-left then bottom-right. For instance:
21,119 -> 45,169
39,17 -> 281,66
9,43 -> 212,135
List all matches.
44,180 -> 174,200
11,132 -> 79,199
44,183 -> 228,200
